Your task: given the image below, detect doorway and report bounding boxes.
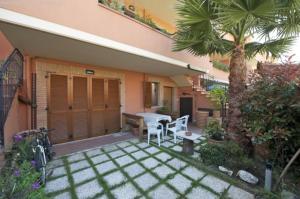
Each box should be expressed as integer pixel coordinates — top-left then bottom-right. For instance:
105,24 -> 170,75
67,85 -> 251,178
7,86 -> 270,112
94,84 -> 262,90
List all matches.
48,74 -> 121,144
180,97 -> 193,122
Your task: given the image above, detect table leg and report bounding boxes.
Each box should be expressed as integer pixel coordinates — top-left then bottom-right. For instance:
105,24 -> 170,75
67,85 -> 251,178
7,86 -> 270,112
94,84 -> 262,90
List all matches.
182,138 -> 194,155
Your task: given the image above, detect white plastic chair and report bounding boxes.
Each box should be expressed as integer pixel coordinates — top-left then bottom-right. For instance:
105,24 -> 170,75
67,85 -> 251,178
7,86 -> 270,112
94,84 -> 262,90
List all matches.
147,122 -> 164,146
166,118 -> 182,143
181,115 -> 189,131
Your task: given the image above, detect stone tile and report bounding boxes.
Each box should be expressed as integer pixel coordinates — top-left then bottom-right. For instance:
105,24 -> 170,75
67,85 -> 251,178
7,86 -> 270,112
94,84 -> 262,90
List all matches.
53,191 -> 72,199
45,176 -> 70,193
141,158 -> 160,169
131,151 -> 148,160
48,159 -> 64,169
103,171 -> 127,187
134,173 -> 158,190
227,186 -> 254,199
123,145 -> 139,153
115,155 -> 135,167
51,166 -> 67,177
194,145 -> 201,151
72,168 -> 96,184
161,141 -> 175,148
96,195 -> 108,199
69,160 -> 90,172
152,165 -> 175,179
85,148 -> 102,157
130,138 -> 140,144
186,186 -> 218,199
76,179 -> 103,199
91,154 -> 109,165
167,158 -> 187,170
149,185 -> 178,199
123,163 -> 145,177
136,142 -> 149,149
103,145 -> 118,152
95,161 -> 117,175
171,145 -> 182,152
155,152 -> 172,162
117,142 -> 131,148
67,153 -> 85,163
168,174 -> 192,194
145,146 -> 160,154
182,166 -> 205,181
192,152 -> 200,159
109,150 -> 126,158
201,175 -> 230,193
112,183 -> 140,199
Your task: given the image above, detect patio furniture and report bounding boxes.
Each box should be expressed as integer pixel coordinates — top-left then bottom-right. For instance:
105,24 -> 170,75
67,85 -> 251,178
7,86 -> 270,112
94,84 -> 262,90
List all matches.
180,115 -> 189,131
176,131 -> 201,155
147,121 -> 164,146
122,113 -> 144,141
166,118 -> 183,143
136,112 -> 172,123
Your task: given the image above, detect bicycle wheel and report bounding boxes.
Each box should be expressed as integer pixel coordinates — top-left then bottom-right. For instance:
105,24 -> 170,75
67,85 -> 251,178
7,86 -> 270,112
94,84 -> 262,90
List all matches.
34,147 -> 47,184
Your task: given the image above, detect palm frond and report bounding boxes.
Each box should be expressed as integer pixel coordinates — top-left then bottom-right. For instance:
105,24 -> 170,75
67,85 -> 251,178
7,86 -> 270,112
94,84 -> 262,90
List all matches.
245,37 -> 295,59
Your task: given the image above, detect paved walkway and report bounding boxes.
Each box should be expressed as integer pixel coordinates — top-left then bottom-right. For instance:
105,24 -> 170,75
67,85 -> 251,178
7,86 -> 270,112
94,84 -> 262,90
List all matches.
46,136 -> 255,199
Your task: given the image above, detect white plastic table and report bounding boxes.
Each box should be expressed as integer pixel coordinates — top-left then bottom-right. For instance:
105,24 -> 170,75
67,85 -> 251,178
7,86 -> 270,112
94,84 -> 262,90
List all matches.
176,131 -> 201,155
136,113 -> 172,124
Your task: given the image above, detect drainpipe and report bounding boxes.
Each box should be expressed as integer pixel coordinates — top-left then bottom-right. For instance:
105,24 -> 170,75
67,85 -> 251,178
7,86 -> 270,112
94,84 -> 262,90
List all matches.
31,73 -> 37,129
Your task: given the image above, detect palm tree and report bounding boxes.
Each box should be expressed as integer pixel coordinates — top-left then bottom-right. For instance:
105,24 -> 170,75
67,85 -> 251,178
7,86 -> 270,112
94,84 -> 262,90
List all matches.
174,0 -> 300,140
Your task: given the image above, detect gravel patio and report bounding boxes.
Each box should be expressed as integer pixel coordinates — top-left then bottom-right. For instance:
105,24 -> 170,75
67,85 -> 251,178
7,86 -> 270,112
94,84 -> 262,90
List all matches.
46,135 -> 255,199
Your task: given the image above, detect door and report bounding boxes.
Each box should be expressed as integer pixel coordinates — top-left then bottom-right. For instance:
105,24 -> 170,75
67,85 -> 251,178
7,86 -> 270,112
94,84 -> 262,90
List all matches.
72,76 -> 89,140
163,86 -> 173,112
180,97 -> 193,122
48,74 -> 121,144
105,79 -> 121,134
48,74 -> 70,143
91,78 -> 105,136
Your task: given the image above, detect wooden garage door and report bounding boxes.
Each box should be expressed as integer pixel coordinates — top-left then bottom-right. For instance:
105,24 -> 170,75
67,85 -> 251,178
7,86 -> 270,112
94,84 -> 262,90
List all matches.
48,74 -> 121,144
72,76 -> 89,140
91,78 -> 105,136
105,79 -> 121,133
48,74 -> 70,144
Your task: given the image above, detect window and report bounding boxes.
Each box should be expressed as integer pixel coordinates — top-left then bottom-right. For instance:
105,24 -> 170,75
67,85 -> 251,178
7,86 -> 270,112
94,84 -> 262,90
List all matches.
144,81 -> 159,108
151,82 -> 159,106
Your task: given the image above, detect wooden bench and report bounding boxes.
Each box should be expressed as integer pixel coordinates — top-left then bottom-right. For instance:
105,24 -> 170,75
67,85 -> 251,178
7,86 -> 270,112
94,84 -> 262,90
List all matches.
122,113 -> 144,141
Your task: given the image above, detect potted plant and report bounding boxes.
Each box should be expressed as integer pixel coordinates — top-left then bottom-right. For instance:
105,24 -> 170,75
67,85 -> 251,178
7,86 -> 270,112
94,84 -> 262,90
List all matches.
156,106 -> 170,115
204,119 -> 225,142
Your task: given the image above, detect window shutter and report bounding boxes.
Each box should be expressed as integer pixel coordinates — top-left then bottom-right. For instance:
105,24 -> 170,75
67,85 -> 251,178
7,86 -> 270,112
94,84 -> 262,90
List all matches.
144,82 -> 152,108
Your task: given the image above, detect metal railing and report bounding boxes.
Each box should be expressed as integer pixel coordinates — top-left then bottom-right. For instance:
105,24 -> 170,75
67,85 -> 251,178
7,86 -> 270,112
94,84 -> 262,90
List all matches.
0,49 -> 24,146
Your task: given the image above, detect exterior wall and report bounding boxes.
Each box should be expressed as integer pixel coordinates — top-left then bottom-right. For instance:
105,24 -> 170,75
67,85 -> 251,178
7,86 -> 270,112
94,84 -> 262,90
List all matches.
3,90 -> 29,149
34,58 -> 178,128
0,31 -> 13,61
0,0 -> 212,72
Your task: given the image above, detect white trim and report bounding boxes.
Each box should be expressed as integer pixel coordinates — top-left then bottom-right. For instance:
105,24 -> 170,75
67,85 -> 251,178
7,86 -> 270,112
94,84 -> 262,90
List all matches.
0,8 -> 207,73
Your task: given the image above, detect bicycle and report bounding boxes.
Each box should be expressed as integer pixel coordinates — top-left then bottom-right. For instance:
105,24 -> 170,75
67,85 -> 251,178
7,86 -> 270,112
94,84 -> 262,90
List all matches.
19,127 -> 55,185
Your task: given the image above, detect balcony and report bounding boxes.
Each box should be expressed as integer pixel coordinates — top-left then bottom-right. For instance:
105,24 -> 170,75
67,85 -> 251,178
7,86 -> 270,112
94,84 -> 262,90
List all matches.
0,0 -> 212,73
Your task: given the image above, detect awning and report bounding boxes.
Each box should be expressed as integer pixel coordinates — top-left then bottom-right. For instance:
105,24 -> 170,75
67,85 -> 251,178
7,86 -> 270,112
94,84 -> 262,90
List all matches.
0,8 -> 206,76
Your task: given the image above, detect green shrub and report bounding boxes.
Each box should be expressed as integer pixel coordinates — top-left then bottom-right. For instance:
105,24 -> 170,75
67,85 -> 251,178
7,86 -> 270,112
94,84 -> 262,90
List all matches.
240,68 -> 300,168
204,119 -> 225,140
199,143 -> 226,165
0,134 -> 46,199
199,141 -> 253,169
208,87 -> 227,108
0,161 -> 47,199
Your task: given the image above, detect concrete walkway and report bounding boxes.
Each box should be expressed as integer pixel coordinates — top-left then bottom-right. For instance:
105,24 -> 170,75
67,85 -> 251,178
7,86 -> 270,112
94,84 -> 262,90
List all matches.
46,136 -> 254,199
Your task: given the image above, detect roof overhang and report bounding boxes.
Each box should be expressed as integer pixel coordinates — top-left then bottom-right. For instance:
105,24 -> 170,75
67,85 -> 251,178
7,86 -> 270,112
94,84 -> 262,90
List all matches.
0,8 -> 206,76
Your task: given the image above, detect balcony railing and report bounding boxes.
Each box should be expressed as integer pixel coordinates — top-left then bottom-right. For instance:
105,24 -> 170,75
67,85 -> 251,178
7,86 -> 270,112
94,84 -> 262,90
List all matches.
98,0 -> 174,35
0,49 -> 23,146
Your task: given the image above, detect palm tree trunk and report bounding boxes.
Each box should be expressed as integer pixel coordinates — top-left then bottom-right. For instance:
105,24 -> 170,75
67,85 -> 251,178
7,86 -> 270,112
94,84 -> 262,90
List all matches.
227,45 -> 247,140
